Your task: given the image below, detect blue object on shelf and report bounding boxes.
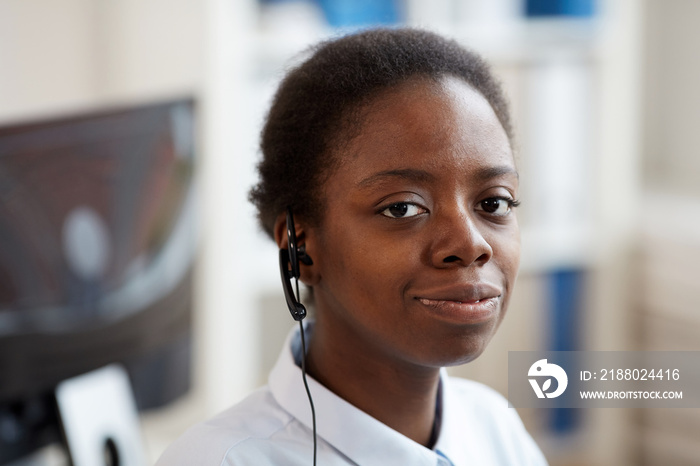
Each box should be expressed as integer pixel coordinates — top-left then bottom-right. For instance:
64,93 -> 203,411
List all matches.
547,268 -> 585,433
525,0 -> 595,17
550,268 -> 583,352
315,0 -> 402,28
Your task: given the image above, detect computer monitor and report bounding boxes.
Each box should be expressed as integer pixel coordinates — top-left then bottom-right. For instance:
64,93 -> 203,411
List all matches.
0,99 -> 196,464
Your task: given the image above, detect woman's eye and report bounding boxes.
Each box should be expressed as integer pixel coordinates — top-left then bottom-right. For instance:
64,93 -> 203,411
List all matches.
477,197 -> 518,217
380,202 -> 425,219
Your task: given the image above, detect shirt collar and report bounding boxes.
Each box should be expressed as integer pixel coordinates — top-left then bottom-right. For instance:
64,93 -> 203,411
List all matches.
269,321 -> 450,466
433,369 -> 470,465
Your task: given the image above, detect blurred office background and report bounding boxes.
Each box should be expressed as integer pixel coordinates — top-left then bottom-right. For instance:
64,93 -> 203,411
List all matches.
0,0 -> 698,465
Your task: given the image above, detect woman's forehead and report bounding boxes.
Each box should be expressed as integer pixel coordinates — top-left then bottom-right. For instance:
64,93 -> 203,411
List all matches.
333,75 -> 514,181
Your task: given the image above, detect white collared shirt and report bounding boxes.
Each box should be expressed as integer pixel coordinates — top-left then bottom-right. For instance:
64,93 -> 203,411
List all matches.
156,323 -> 548,466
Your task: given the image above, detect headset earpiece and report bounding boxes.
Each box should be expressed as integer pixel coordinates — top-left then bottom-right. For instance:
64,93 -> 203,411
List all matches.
285,207 -> 313,276
279,207 -> 312,321
297,244 -> 313,266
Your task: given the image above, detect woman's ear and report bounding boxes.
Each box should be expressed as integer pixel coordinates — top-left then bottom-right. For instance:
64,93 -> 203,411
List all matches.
273,212 -> 289,250
273,211 -> 320,287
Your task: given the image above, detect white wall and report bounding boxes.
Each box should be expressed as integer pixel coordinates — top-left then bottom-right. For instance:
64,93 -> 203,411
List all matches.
642,0 -> 700,197
0,0 -> 98,123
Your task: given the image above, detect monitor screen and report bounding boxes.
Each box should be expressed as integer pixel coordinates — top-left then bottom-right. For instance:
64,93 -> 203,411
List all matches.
0,99 -> 196,463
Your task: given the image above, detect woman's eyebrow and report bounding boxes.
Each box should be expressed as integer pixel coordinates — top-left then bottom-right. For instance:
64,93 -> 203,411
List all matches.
357,168 -> 435,188
357,165 -> 518,188
477,165 -> 520,181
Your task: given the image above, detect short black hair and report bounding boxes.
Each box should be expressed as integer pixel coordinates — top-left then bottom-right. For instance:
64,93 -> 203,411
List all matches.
249,27 -> 513,238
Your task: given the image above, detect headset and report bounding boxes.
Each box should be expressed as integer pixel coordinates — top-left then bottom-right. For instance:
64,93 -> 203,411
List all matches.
279,207 -> 313,321
279,206 -> 317,465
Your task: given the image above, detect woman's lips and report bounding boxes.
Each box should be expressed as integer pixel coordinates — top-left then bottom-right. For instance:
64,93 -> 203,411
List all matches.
416,296 -> 500,324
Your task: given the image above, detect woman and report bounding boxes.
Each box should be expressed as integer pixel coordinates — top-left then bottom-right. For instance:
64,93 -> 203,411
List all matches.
158,28 -> 547,465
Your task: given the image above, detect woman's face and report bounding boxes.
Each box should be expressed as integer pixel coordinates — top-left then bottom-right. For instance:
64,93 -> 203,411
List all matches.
307,75 -> 520,369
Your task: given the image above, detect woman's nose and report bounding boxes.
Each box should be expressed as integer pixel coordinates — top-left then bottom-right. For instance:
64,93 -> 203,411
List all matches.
429,209 -> 493,268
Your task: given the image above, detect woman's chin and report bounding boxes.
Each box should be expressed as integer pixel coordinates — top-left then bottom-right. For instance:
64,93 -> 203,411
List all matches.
411,329 -> 499,369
